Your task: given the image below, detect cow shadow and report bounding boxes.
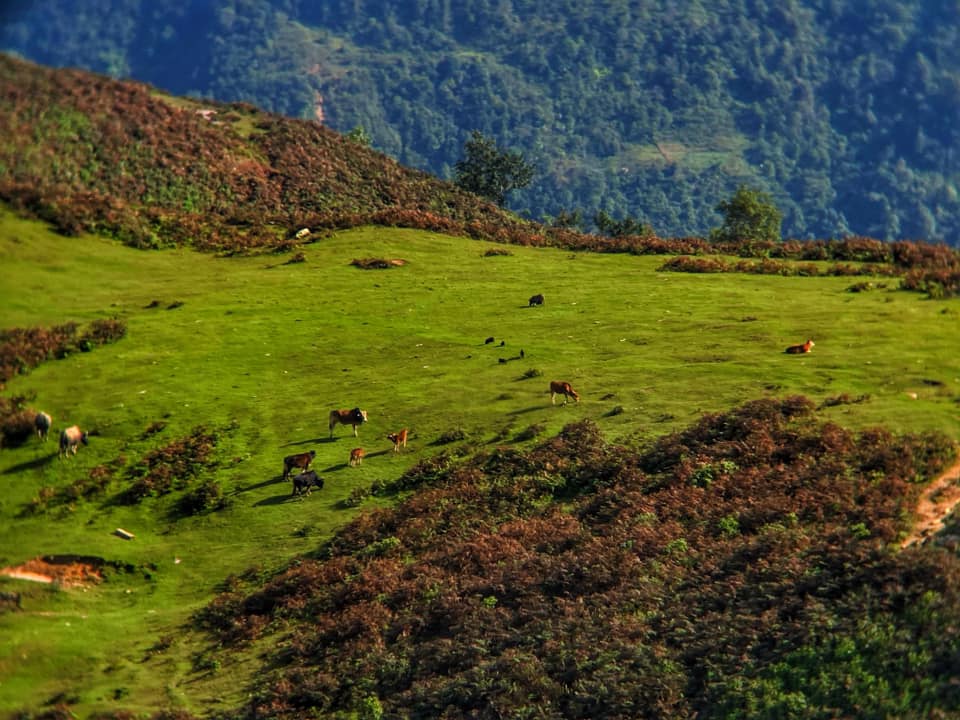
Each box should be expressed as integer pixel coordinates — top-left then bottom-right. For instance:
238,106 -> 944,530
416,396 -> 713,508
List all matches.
506,405 -> 544,416
233,474 -> 286,495
282,437 -> 335,447
3,454 -> 57,474
253,493 -> 298,507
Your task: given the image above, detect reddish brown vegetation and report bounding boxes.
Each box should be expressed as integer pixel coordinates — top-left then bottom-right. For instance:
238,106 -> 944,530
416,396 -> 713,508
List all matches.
0,319 -> 127,387
195,399 -> 958,719
121,427 -> 218,502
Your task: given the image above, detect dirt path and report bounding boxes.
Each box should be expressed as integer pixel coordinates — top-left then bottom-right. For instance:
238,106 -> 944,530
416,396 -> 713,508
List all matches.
901,458 -> 960,549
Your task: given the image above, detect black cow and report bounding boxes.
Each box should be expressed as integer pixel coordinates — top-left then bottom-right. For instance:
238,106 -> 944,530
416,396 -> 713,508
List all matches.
292,470 -> 324,497
528,293 -> 545,306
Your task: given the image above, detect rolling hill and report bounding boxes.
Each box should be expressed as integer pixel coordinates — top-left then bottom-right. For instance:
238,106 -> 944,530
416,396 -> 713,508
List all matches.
0,59 -> 960,719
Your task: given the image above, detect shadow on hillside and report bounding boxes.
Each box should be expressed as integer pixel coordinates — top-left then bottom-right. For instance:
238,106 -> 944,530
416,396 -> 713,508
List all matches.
3,454 -> 57,474
282,436 -> 335,447
506,405 -> 547,416
253,493 -> 296,507
233,475 -> 285,495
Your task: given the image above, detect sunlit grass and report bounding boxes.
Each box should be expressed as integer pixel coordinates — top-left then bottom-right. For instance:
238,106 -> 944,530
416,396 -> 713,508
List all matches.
0,208 -> 957,715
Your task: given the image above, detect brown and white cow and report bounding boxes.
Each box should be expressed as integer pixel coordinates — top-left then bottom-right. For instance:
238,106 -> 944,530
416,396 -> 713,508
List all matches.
283,449 -> 316,480
349,447 -> 365,466
59,425 -> 89,458
329,408 -> 368,437
785,339 -> 815,354
387,428 -> 408,452
550,380 -> 580,405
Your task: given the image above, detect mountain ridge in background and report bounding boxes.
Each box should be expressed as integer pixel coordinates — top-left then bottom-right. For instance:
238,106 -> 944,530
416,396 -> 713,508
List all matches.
3,0 -> 960,245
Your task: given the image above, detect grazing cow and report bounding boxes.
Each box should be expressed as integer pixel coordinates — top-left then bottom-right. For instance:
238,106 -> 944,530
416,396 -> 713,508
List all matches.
283,449 -> 316,480
550,380 -> 580,405
785,339 -> 815,354
485,336 -> 495,344
329,408 -> 368,437
349,447 -> 365,466
295,227 -> 311,240
0,591 -> 22,611
528,293 -> 545,307
387,428 -> 408,452
34,411 -> 52,441
291,470 -> 324,497
58,425 -> 89,458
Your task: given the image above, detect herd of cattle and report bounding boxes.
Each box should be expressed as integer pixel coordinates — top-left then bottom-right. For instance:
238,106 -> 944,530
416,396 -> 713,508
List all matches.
32,411 -> 89,458
35,381 -> 582,500
282,381 -> 579,498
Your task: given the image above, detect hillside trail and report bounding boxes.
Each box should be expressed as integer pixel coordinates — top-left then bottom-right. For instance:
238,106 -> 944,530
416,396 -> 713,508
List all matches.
901,458 -> 960,549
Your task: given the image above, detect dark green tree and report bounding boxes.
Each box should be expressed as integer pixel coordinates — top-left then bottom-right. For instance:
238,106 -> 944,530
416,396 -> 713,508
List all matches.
593,209 -> 653,237
454,130 -> 534,206
711,185 -> 783,243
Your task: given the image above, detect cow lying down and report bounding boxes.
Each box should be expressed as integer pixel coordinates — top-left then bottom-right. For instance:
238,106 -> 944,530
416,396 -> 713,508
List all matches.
291,470 -> 324,497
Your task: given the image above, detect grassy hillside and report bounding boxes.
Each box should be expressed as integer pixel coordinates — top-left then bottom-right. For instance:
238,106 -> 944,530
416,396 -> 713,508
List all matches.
0,53 -> 537,254
0,205 -> 958,717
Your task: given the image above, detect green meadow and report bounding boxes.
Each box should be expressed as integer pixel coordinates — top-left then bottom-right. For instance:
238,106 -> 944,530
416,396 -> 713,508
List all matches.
1,207 -> 958,717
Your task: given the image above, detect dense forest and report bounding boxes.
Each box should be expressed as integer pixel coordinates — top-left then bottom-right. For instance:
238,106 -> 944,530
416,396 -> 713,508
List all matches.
3,0 -> 960,244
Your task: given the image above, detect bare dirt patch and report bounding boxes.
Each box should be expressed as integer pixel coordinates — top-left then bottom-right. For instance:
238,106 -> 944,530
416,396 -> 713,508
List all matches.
901,459 -> 960,548
0,554 -> 105,587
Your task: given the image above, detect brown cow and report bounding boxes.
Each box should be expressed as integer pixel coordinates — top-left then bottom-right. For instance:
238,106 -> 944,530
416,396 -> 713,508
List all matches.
387,428 -> 408,452
283,449 -> 316,480
349,447 -> 365,466
329,408 -> 368,437
785,339 -> 815,354
550,380 -> 580,405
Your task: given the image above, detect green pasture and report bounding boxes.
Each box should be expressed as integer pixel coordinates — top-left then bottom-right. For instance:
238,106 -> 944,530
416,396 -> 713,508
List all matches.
0,208 -> 958,717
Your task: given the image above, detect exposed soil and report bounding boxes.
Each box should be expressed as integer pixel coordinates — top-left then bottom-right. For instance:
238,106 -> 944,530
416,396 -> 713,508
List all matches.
901,458 -> 960,548
0,554 -> 104,587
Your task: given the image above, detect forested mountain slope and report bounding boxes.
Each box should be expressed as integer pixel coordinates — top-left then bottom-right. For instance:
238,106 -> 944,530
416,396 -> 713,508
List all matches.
3,0 -> 960,244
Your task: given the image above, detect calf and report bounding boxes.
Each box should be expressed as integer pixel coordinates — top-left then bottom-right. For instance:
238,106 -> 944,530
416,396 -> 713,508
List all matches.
528,293 -> 545,307
329,408 -> 368,437
58,425 -> 89,458
283,449 -> 316,480
35,411 -> 52,441
291,470 -> 324,497
785,339 -> 815,354
550,380 -> 580,405
349,447 -> 365,466
387,428 -> 408,452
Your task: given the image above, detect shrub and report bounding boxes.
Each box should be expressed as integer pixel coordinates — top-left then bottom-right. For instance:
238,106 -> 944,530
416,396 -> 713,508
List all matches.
710,185 -> 783,244
176,479 -> 226,516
